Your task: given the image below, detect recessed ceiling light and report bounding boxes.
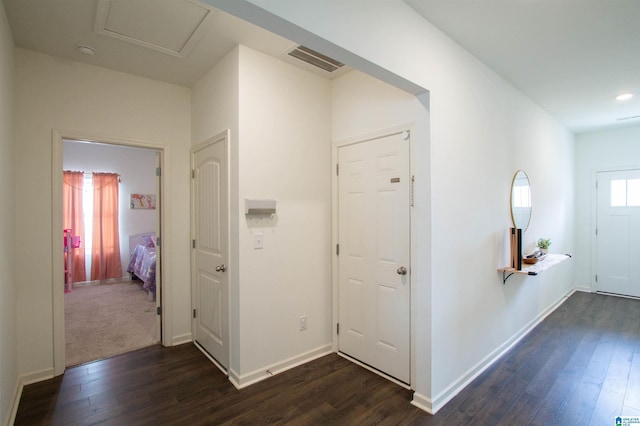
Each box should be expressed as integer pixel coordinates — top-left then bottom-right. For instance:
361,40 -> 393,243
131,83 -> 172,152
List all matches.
616,93 -> 633,101
76,45 -> 96,56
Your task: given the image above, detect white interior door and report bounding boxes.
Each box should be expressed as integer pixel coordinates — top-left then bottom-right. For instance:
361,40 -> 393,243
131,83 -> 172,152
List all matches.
596,169 -> 640,297
338,131 -> 411,384
192,133 -> 229,369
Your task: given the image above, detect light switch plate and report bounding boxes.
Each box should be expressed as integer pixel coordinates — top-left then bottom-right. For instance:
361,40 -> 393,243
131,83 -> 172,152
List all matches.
254,233 -> 264,249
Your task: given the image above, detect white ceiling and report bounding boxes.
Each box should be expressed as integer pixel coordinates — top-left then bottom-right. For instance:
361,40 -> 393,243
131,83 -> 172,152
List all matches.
3,0 -> 639,134
1,0 -> 346,87
405,0 -> 640,133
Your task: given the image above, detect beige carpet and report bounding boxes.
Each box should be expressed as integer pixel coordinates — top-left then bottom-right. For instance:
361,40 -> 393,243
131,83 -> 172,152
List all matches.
64,281 -> 157,367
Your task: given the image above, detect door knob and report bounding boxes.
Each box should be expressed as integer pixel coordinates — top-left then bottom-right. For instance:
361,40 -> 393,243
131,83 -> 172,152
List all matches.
215,264 -> 226,272
397,266 -> 407,275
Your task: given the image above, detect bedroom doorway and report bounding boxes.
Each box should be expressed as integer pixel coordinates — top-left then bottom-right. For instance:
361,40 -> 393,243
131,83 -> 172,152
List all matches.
62,139 -> 162,367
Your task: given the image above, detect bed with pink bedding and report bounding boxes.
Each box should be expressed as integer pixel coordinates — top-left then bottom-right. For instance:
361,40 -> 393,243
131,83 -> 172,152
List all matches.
127,232 -> 157,298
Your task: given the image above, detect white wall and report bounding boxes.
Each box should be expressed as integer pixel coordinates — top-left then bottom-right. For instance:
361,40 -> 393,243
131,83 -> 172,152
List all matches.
192,45 -> 333,384
575,125 -> 640,289
63,140 -> 158,276
207,0 -> 576,412
8,0 -> 581,415
332,70 -> 417,141
236,46 -> 332,381
331,69 -> 431,391
191,46 -> 241,375
0,1 -> 17,424
192,48 -> 239,144
14,48 -> 192,379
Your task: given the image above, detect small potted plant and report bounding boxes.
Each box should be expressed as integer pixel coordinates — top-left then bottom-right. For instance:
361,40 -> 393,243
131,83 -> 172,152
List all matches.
536,238 -> 551,254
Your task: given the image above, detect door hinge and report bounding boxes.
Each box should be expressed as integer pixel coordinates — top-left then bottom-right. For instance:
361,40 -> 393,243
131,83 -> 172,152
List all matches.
410,175 -> 415,207
336,163 -> 339,176
595,228 -> 598,236
193,308 -> 197,319
192,239 -> 196,249
156,237 -> 161,247
156,167 -> 161,177
595,275 -> 598,283
336,323 -> 339,335
156,306 -> 162,315
336,244 -> 339,256
192,169 -> 196,179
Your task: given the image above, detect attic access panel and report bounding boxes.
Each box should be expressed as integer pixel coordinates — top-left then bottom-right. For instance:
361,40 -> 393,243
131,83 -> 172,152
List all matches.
95,0 -> 213,58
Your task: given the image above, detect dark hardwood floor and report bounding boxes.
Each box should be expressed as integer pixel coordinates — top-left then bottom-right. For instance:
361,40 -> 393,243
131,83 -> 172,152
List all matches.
15,291 -> 640,425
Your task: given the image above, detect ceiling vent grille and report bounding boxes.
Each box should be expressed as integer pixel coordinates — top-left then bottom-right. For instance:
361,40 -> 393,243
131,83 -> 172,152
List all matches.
287,45 -> 344,73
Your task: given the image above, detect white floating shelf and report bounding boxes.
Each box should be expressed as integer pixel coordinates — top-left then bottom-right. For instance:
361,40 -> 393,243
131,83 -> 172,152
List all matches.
499,253 -> 572,284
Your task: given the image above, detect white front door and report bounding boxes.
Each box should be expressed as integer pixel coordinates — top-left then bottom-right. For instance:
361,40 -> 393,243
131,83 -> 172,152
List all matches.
192,132 -> 229,369
596,169 -> 640,297
338,131 -> 411,384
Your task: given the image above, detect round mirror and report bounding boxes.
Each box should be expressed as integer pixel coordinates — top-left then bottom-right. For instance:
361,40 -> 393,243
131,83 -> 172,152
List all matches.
510,170 -> 532,231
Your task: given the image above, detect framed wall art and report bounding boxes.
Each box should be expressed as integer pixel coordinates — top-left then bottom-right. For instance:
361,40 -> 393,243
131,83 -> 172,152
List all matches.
130,193 -> 156,209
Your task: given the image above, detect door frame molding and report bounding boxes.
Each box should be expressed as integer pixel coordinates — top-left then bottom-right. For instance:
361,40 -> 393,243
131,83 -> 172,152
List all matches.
331,123 -> 415,387
52,128 -> 168,376
592,165 -> 640,294
190,130 -> 231,374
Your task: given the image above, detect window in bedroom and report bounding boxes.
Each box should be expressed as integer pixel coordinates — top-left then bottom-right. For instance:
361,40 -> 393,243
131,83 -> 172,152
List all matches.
82,173 -> 93,277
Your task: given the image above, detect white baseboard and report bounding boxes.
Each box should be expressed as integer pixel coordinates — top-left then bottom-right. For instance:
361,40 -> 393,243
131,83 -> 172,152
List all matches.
6,367 -> 55,426
171,333 -> 192,346
228,368 -> 241,389
19,368 -> 54,386
410,392 -> 434,414
229,344 -> 333,389
427,288 -> 574,414
575,285 -> 593,293
72,276 -> 132,287
6,379 -> 22,426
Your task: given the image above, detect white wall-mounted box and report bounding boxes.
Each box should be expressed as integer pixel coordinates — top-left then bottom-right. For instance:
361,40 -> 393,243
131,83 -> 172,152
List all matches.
244,198 -> 277,215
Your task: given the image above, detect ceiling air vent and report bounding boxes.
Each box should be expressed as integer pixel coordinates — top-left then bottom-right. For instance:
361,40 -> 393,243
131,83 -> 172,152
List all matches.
287,45 -> 344,73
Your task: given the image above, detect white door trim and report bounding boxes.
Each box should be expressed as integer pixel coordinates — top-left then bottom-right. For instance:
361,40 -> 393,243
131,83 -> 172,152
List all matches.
331,123 -> 415,387
51,129 -> 169,376
590,165 -> 640,294
190,129 -> 231,373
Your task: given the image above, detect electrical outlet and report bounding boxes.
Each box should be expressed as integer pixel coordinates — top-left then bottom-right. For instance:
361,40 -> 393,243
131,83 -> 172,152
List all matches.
299,315 -> 307,331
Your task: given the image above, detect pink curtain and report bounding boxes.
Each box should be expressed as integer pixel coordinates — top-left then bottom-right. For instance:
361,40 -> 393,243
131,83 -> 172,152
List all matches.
63,171 -> 86,283
91,173 -> 122,280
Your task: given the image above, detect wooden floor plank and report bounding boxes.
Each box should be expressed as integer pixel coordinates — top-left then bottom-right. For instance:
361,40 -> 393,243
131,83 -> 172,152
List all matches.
15,292 -> 640,425
559,374 -> 601,425
589,387 -> 625,426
